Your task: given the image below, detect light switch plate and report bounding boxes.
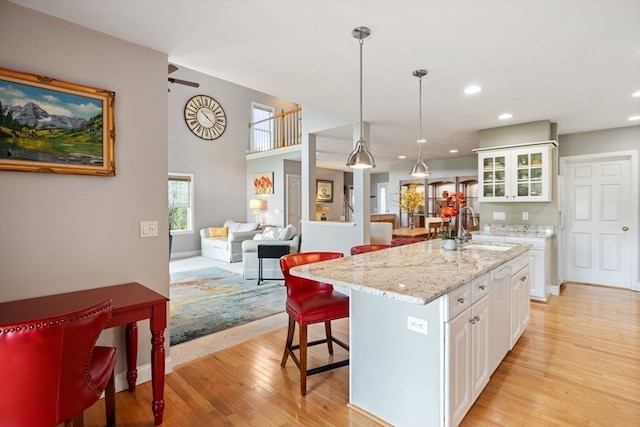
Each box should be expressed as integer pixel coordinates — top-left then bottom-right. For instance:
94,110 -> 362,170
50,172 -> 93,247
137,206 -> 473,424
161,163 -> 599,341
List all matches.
140,221 -> 158,238
493,212 -> 506,220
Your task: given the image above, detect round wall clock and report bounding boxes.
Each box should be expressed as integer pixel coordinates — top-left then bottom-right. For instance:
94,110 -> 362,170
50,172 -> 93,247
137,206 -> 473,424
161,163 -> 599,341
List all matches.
184,95 -> 227,140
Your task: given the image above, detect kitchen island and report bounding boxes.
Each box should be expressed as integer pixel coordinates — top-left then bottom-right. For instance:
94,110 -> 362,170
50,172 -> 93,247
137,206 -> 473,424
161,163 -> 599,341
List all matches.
290,239 -> 531,427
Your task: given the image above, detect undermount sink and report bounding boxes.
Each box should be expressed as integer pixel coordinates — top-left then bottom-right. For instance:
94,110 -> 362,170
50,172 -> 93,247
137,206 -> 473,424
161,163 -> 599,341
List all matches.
462,244 -> 511,252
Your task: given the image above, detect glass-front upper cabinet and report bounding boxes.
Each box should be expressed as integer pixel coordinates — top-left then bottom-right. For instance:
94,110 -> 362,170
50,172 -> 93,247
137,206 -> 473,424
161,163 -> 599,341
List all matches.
477,143 -> 554,202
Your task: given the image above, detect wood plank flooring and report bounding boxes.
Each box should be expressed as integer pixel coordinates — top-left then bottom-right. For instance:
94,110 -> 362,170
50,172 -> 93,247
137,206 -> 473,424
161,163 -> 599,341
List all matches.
85,283 -> 639,426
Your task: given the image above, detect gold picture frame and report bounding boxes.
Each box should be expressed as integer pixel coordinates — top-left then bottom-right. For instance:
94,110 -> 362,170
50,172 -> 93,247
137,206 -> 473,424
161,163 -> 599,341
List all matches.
0,67 -> 115,176
316,179 -> 334,203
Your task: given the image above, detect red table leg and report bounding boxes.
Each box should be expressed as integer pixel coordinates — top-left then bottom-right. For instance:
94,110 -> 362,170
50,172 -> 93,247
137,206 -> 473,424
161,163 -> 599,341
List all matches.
125,322 -> 138,392
151,328 -> 166,425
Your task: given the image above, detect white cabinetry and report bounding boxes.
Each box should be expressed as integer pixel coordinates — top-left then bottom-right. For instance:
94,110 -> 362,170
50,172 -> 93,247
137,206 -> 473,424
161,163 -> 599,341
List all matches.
488,263 -> 511,374
445,273 -> 491,427
473,234 -> 551,301
510,257 -> 531,349
476,142 -> 555,202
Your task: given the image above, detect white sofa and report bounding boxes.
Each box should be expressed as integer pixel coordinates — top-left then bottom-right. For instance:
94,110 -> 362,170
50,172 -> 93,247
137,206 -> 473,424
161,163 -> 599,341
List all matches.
241,225 -> 300,280
200,219 -> 260,262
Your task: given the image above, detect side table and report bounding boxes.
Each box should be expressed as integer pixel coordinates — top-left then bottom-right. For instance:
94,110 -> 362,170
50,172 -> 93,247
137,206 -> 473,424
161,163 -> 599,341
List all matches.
257,244 -> 290,285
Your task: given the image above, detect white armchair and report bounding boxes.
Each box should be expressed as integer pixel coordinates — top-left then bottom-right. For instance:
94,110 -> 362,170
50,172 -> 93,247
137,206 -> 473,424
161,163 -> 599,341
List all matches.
200,219 -> 260,262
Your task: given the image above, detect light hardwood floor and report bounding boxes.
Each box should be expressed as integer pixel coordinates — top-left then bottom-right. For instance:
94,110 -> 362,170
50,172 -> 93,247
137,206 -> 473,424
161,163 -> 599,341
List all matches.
85,283 -> 639,426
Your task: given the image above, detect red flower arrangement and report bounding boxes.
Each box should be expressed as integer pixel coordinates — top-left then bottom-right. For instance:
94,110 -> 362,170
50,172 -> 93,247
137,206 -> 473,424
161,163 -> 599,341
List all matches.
440,191 -> 466,238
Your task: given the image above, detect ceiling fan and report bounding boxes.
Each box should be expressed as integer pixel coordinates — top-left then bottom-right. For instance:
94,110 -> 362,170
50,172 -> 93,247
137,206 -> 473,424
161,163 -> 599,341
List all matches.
168,64 -> 199,91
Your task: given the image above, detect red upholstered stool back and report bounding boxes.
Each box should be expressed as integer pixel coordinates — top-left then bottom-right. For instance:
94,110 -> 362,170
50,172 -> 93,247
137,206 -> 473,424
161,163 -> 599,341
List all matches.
350,244 -> 392,255
0,299 -> 117,427
280,251 -> 344,298
391,237 -> 425,246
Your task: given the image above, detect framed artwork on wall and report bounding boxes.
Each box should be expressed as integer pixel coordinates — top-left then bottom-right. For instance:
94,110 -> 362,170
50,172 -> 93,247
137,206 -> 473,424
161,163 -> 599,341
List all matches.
316,179 -> 334,203
0,67 -> 116,176
253,172 -> 274,194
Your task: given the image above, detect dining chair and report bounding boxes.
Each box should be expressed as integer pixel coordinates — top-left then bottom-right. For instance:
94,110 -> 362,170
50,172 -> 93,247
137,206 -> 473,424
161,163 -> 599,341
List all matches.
279,251 -> 349,396
0,299 -> 117,427
350,244 -> 392,255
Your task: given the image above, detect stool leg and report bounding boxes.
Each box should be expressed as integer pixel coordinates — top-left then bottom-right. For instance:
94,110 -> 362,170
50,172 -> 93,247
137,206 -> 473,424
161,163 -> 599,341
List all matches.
324,321 -> 334,354
299,323 -> 308,396
105,370 -> 116,427
281,317 -> 295,367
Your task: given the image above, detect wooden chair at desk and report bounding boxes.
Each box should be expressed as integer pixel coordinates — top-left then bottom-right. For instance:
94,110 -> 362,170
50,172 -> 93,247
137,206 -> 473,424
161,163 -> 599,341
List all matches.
0,299 -> 117,427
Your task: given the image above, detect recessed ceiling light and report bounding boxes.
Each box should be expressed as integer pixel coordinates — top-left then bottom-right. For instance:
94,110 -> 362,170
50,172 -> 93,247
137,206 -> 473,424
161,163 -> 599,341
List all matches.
629,115 -> 640,121
498,113 -> 513,120
632,91 -> 640,97
398,155 -> 406,159
464,85 -> 482,94
449,149 -> 458,153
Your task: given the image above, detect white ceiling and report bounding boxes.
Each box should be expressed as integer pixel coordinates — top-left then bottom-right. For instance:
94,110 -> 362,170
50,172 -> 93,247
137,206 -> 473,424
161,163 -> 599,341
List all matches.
12,0 -> 640,172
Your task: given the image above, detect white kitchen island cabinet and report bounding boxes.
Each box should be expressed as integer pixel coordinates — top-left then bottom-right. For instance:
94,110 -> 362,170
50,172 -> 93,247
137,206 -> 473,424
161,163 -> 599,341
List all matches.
291,239 -> 530,427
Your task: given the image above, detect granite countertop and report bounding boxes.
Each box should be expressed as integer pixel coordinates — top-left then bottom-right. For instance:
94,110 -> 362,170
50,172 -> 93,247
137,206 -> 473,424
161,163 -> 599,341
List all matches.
290,240 -> 530,306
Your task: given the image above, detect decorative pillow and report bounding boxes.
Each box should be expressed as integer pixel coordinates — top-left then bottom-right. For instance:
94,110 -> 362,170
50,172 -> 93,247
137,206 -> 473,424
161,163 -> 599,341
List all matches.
277,224 -> 297,240
261,226 -> 278,240
237,222 -> 260,232
208,227 -> 228,238
223,220 -> 240,233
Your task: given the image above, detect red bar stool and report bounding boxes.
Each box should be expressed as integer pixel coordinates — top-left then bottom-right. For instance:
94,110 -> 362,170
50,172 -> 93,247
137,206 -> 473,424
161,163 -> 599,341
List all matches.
350,244 -> 392,255
391,237 -> 425,246
279,251 -> 349,396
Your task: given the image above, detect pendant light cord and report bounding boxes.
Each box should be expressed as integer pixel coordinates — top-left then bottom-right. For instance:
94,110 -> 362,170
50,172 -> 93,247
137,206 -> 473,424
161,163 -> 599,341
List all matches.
418,74 -> 423,157
359,37 -> 364,141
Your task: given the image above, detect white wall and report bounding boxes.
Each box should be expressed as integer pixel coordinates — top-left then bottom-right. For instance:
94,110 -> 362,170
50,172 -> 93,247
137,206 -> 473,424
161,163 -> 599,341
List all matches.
0,0 -> 168,378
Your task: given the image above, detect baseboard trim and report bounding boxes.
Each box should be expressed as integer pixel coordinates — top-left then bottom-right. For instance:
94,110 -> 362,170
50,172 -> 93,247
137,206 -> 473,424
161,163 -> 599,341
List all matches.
114,356 -> 174,393
171,250 -> 200,260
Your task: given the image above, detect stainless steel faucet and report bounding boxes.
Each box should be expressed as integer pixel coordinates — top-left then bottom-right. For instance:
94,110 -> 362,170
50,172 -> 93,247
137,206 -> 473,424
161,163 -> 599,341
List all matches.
457,206 -> 479,242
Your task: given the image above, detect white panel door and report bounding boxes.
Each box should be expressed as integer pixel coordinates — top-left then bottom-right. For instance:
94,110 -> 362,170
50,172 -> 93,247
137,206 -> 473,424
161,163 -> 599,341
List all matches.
565,158 -> 633,287
286,174 -> 302,230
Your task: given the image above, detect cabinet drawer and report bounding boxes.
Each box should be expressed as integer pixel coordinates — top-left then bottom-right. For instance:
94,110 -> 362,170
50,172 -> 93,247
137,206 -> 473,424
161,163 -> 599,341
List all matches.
471,273 -> 490,303
444,283 -> 471,321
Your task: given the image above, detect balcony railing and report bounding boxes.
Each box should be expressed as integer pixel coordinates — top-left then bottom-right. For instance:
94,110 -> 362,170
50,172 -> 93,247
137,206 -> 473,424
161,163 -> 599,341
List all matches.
247,107 -> 302,154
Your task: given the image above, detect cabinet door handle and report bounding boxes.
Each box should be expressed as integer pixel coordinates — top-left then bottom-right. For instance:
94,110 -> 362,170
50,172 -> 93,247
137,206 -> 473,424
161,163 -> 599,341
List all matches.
458,297 -> 465,304
469,318 -> 476,324
521,276 -> 526,281
479,285 -> 485,290
474,315 -> 480,322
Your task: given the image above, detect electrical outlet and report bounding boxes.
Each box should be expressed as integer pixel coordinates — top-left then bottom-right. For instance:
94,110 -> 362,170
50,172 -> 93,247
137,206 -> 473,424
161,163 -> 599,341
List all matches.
492,212 -> 506,220
522,212 -> 529,220
407,316 -> 428,335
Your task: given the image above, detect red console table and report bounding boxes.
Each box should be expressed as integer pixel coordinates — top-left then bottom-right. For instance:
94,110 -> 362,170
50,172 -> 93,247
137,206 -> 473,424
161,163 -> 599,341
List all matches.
0,282 -> 169,425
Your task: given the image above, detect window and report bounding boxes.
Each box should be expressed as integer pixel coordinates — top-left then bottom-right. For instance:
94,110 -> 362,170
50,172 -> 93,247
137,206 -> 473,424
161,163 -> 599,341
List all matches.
168,173 -> 194,234
251,103 -> 274,152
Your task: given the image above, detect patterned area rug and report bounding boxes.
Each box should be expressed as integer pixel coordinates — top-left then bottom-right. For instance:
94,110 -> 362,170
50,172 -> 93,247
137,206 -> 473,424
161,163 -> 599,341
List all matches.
170,266 -> 285,346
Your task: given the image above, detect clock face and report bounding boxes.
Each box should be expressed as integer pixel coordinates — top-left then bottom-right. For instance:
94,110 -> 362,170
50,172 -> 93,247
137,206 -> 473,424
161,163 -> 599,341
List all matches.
184,95 -> 227,140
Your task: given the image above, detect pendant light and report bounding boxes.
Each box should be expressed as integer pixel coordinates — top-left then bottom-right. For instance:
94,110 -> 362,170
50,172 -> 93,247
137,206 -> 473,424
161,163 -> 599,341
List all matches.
347,26 -> 376,169
410,69 -> 430,177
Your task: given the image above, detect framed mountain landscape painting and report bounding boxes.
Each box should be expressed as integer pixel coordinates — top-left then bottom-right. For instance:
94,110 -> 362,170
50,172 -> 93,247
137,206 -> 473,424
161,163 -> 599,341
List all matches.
0,67 -> 115,176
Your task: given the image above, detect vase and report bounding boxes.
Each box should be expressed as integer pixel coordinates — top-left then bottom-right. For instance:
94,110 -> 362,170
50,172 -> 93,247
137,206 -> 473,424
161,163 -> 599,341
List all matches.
408,214 -> 415,230
441,238 -> 458,251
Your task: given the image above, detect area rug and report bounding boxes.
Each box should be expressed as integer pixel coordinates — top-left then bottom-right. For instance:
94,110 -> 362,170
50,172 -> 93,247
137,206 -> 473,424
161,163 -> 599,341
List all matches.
170,266 -> 285,346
